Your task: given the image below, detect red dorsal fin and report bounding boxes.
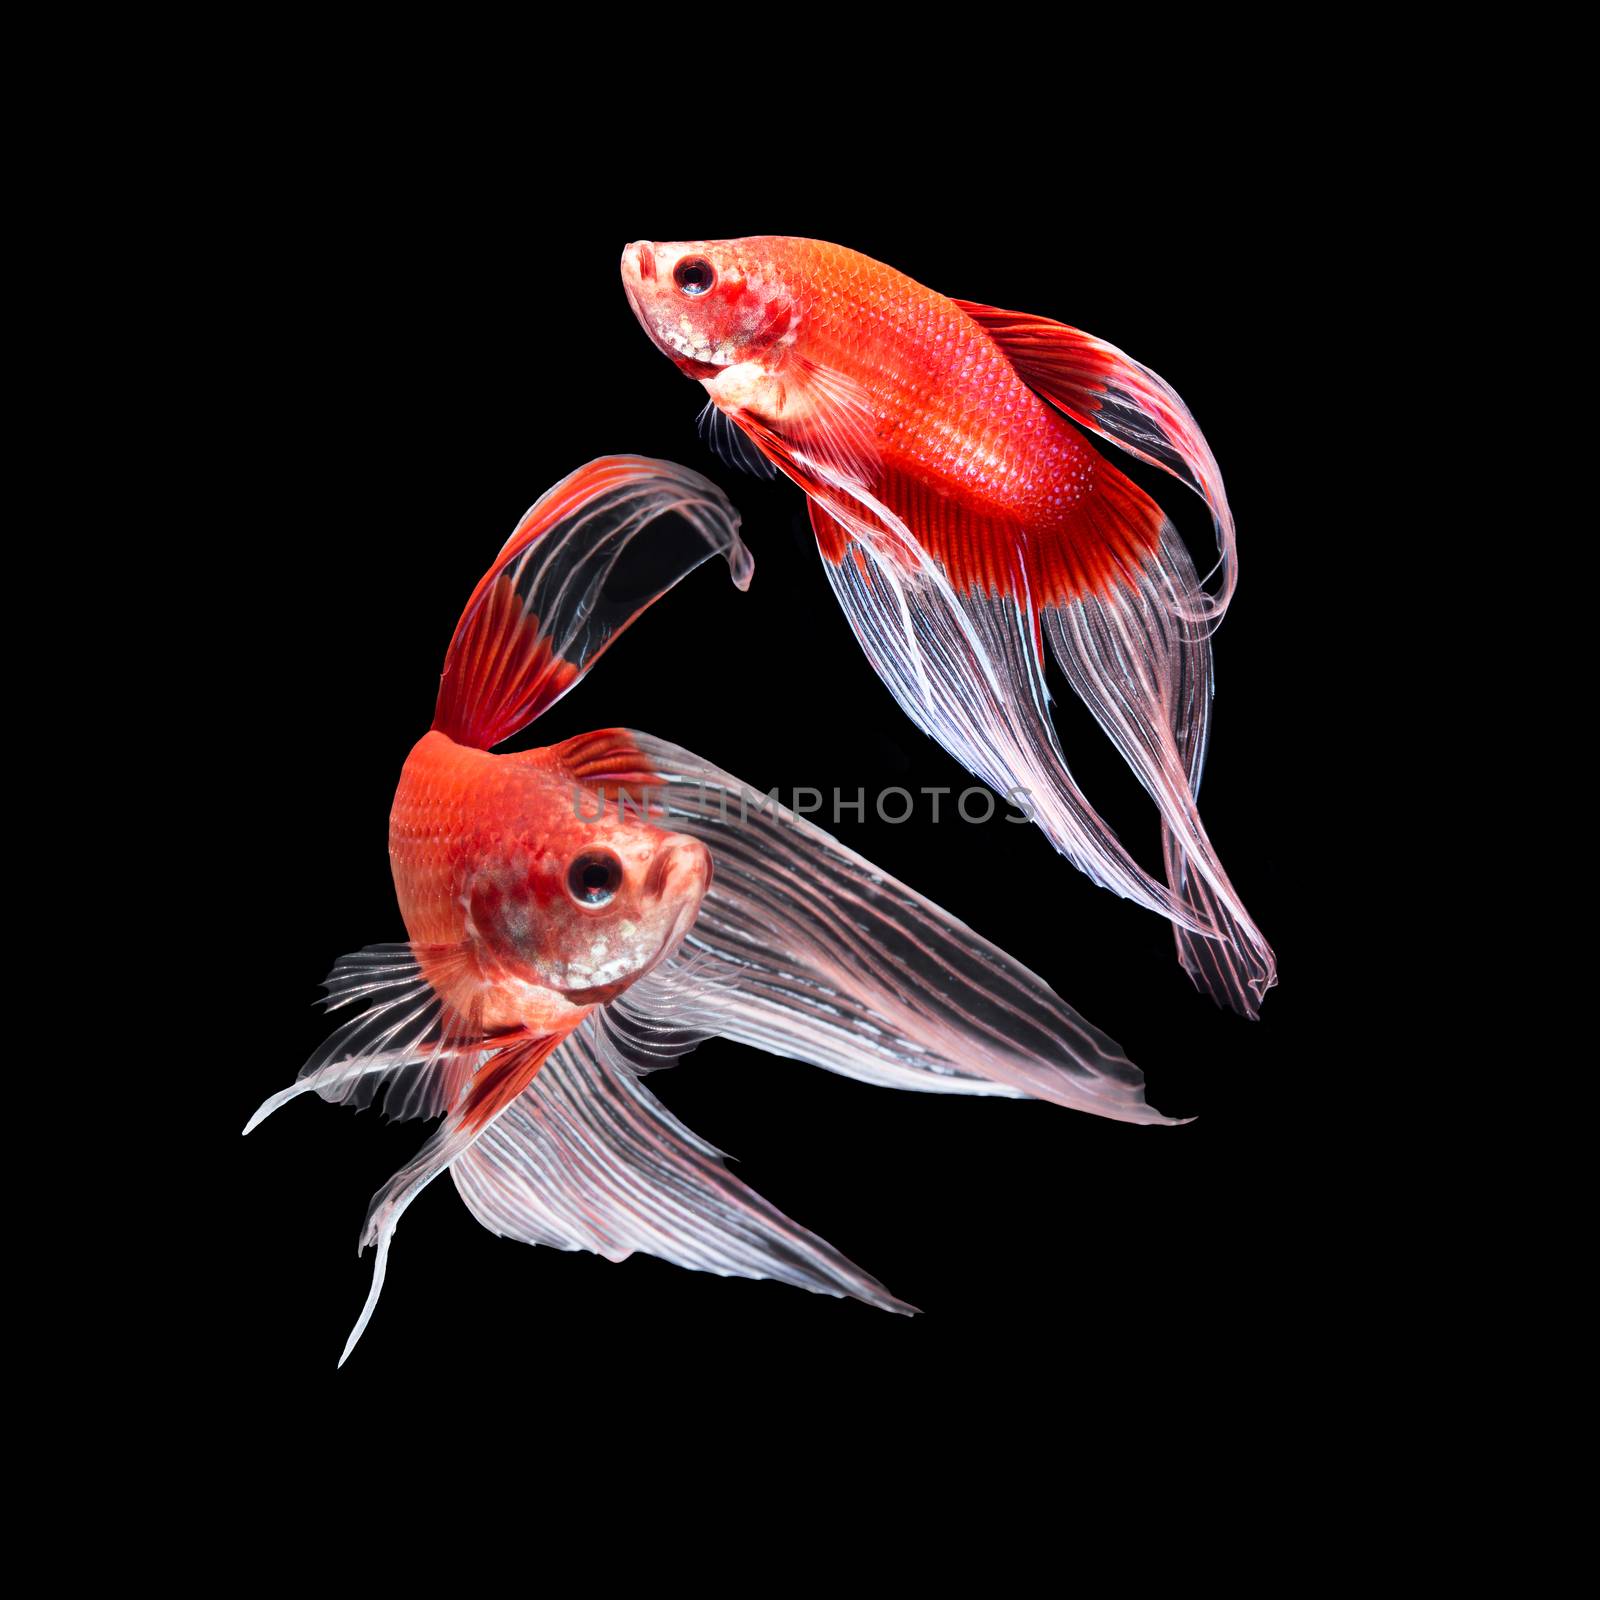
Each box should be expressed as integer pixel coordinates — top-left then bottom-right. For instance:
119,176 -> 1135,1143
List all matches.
433,457 -> 750,750
954,301 -> 1236,621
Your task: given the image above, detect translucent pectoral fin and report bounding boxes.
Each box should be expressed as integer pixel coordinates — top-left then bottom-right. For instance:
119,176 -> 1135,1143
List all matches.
432,456 -> 752,751
451,1016 -> 912,1312
578,733 -> 1183,1127
242,942 -> 483,1134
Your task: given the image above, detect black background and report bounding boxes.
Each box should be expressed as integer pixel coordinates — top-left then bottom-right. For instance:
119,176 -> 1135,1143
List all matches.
222,163 -> 1326,1426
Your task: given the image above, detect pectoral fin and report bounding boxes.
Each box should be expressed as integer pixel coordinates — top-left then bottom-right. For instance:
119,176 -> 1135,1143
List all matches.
242,942 -> 482,1134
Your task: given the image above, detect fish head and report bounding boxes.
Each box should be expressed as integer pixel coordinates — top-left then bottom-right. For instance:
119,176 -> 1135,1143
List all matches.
467,780 -> 712,1008
621,238 -> 797,378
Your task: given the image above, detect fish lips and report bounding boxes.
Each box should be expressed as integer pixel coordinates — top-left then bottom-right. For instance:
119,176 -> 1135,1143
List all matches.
620,241 -> 653,323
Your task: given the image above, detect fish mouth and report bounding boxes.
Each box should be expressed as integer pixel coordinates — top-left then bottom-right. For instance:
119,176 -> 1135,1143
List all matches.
620,241 -> 654,315
620,261 -> 650,336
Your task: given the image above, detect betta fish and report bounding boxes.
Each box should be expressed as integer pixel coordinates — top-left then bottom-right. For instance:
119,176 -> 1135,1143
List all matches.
245,456 -> 1181,1364
621,238 -> 1275,1017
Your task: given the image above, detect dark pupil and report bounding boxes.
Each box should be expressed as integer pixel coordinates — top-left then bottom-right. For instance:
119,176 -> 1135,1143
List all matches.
675,258 -> 713,295
569,852 -> 620,904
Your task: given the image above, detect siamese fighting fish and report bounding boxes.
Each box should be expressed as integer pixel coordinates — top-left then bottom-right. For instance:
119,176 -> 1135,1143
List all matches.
621,238 -> 1276,1017
244,457 -> 1182,1365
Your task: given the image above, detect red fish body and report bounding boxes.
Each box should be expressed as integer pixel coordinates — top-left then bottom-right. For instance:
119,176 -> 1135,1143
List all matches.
623,237 -> 1274,1016
670,238 -> 1160,600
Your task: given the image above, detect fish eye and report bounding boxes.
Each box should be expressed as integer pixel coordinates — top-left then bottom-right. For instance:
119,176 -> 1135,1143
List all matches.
567,849 -> 623,908
674,257 -> 715,297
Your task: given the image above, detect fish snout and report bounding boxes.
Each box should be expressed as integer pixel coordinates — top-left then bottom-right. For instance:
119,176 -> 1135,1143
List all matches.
624,240 -> 658,284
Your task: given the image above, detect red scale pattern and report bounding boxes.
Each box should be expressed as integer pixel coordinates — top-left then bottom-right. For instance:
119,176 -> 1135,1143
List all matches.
761,238 -> 1163,603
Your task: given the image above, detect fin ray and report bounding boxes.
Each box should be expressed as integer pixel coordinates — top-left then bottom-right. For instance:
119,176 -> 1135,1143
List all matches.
452,1014 -> 912,1310
340,1030 -> 562,1365
242,942 -> 483,1133
698,398 -> 777,478
1042,527 -> 1275,1015
577,733 -> 1184,1125
802,484 -> 1213,936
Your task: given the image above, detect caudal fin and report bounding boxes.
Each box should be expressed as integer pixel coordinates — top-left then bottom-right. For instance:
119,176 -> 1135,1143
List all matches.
1164,827 -> 1277,1017
432,456 -> 751,750
1042,522 -> 1276,1017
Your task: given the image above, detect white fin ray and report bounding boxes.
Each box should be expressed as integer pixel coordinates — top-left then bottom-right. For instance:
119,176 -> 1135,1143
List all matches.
697,398 -> 777,479
242,943 -> 482,1134
1043,525 -> 1276,1015
801,482 -> 1214,937
452,1013 -> 913,1311
585,735 -> 1182,1125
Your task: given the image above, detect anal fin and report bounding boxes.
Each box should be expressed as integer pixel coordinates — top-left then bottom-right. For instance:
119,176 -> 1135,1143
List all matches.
453,1016 -> 914,1311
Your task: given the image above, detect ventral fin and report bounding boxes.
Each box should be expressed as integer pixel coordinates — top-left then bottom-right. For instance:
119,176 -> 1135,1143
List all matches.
542,728 -> 664,826
339,1028 -> 565,1366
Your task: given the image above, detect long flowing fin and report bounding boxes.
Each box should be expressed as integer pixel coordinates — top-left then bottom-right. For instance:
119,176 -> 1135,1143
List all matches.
452,1013 -> 914,1312
242,943 -> 484,1133
1042,526 -> 1276,1015
804,490 -> 1212,937
954,300 -> 1236,625
339,1030 -> 563,1366
569,731 -> 1183,1126
433,456 -> 751,750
